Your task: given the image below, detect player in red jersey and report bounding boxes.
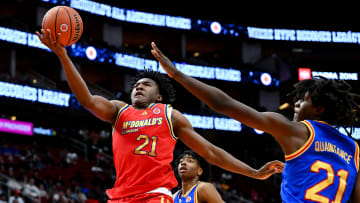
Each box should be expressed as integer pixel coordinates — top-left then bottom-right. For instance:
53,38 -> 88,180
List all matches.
36,29 -> 284,203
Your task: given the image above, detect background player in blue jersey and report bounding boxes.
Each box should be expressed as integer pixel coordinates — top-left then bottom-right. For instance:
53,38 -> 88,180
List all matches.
174,150 -> 224,203
151,42 -> 360,203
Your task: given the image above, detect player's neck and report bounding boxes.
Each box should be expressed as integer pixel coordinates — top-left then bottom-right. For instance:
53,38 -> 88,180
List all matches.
132,102 -> 153,110
181,179 -> 200,196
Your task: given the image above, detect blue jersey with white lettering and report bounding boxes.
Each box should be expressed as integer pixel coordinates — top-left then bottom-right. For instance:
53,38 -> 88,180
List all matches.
281,120 -> 359,203
174,182 -> 201,203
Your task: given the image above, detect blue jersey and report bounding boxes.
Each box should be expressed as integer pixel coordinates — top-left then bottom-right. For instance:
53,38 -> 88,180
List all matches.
281,120 -> 359,203
174,182 -> 201,203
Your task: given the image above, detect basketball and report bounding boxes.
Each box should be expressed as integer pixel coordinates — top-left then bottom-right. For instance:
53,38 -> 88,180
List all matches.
41,6 -> 83,47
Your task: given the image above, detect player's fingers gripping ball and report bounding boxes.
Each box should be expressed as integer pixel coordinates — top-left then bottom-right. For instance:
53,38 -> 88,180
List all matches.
41,6 -> 83,46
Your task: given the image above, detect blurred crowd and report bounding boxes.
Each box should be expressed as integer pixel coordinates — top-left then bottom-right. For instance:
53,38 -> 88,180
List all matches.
0,126 -> 282,203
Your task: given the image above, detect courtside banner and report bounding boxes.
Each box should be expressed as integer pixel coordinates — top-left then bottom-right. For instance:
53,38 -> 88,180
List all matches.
0,118 -> 33,136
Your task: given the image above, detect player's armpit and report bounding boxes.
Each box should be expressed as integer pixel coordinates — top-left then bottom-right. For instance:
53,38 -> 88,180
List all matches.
85,96 -> 126,124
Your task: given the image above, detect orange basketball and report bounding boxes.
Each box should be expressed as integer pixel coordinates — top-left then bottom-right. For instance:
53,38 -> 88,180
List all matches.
42,6 -> 83,47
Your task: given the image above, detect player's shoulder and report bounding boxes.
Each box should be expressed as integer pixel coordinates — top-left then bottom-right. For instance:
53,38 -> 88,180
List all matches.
110,100 -> 128,109
197,182 -> 224,202
197,181 -> 217,191
168,107 -> 188,125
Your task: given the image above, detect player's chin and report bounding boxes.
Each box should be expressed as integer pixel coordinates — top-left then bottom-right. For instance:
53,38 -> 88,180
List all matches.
178,173 -> 188,179
132,96 -> 143,103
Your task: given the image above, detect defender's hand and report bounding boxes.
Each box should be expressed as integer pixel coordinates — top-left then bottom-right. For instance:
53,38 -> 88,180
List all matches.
151,42 -> 179,78
254,160 -> 284,180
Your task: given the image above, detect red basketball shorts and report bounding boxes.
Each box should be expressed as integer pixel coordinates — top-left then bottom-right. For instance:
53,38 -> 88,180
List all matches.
107,192 -> 173,203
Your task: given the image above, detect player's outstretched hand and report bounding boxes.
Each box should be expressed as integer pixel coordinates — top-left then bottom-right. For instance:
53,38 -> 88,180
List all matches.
36,29 -> 66,57
151,42 -> 179,78
255,160 -> 284,180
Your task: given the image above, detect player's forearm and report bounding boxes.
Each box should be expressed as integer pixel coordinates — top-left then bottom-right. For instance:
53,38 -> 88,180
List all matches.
206,146 -> 257,178
57,53 -> 93,106
172,71 -> 232,113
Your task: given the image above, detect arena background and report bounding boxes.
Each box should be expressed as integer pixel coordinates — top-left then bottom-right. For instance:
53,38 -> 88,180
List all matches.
0,1 -> 360,202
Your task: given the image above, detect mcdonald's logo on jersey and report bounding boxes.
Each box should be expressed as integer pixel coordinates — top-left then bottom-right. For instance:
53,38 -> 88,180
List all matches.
153,107 -> 161,115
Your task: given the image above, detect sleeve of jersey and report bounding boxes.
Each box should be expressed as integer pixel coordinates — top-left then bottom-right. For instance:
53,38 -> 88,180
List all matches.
285,120 -> 315,161
112,104 -> 129,133
165,104 -> 177,141
355,141 -> 359,172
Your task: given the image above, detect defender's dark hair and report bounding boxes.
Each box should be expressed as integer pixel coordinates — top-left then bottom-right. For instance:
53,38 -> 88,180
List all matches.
288,77 -> 360,136
176,150 -> 203,168
131,69 -> 176,104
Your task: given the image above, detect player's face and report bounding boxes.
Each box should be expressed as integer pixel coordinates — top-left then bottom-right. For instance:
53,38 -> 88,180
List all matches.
178,155 -> 202,180
293,92 -> 317,122
131,78 -> 162,107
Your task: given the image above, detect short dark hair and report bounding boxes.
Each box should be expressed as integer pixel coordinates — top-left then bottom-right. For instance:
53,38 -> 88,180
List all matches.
130,69 -> 176,104
176,150 -> 203,168
288,77 -> 360,135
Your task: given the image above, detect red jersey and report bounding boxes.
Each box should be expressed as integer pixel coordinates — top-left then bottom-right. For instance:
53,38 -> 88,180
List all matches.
106,103 -> 178,199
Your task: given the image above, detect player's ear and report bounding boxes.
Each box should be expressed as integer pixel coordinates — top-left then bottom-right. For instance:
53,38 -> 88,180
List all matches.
156,94 -> 163,102
197,167 -> 203,176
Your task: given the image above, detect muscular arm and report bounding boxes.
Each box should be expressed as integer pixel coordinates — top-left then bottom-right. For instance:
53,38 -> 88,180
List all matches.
152,42 -> 308,154
197,182 -> 224,203
55,50 -> 125,123
36,29 -> 126,124
172,109 -> 283,180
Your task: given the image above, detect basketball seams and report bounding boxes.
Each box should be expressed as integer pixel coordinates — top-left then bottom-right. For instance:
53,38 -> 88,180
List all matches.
41,6 -> 82,47
63,7 -> 73,47
54,7 -> 61,43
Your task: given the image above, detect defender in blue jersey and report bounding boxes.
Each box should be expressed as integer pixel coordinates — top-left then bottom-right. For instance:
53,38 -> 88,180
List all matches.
174,181 -> 203,203
281,120 -> 359,202
174,150 -> 224,203
151,42 -> 360,203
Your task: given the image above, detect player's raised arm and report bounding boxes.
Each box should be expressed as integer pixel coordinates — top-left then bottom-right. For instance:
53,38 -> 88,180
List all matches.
36,29 -> 124,124
151,42 -> 302,146
171,108 -> 284,180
